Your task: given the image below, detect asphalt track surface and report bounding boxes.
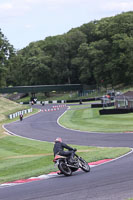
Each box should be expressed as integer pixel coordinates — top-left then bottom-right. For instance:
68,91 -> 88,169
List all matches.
1,104 -> 133,200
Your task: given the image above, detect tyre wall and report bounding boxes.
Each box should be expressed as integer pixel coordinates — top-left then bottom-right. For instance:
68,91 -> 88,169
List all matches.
91,102 -> 114,108
99,108 -> 133,115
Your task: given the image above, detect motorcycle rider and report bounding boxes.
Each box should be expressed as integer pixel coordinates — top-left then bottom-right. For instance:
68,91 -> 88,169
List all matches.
19,113 -> 23,121
53,137 -> 77,164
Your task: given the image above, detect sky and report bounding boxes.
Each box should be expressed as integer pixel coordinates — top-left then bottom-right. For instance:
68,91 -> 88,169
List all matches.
0,0 -> 133,50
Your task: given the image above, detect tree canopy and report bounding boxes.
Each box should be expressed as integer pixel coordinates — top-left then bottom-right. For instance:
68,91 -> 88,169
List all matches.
1,11 -> 133,88
0,29 -> 14,87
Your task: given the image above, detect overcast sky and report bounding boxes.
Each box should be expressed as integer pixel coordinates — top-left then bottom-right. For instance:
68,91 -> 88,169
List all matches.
0,0 -> 133,50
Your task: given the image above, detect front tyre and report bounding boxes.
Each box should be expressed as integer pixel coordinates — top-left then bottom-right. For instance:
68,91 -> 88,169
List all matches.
79,157 -> 90,172
58,161 -> 72,176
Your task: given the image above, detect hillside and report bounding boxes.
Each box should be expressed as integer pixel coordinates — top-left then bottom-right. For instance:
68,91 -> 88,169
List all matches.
0,96 -> 30,136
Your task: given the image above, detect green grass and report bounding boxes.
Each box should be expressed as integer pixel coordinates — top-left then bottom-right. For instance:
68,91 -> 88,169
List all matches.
0,135 -> 130,183
59,106 -> 133,132
0,96 -> 30,121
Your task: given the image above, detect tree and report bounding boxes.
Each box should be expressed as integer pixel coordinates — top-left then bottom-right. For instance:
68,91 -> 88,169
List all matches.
64,29 -> 87,83
111,33 -> 133,86
0,29 -> 14,87
71,43 -> 92,84
87,39 -> 112,87
8,11 -> 133,88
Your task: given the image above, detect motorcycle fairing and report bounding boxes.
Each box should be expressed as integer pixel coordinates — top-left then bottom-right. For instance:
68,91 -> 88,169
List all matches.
53,155 -> 66,162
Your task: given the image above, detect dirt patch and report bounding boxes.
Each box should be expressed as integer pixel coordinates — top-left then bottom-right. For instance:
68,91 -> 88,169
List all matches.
2,150 -> 91,160
5,153 -> 53,160
0,132 -> 10,138
0,135 -> 7,139
77,149 -> 92,152
3,131 -> 11,136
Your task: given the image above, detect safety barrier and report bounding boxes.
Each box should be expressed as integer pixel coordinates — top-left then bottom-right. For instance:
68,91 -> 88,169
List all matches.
40,105 -> 67,112
99,108 -> 133,115
20,98 -> 101,105
20,100 -> 65,105
8,108 -> 33,119
91,102 -> 114,108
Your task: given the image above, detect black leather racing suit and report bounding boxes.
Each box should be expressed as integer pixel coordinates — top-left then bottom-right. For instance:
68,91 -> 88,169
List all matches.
53,141 -> 74,159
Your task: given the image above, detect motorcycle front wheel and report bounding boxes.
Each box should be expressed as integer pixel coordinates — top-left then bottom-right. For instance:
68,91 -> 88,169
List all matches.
58,161 -> 72,176
79,157 -> 90,172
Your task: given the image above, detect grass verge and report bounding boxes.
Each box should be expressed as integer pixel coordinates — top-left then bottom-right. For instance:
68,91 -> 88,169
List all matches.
0,96 -> 38,137
0,135 -> 130,184
59,106 -> 133,132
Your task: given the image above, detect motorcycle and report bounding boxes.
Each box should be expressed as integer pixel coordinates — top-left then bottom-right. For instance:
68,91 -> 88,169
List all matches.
19,114 -> 23,121
53,149 -> 90,176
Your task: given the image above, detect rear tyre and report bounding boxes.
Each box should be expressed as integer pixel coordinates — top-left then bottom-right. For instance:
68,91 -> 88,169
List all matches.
58,161 -> 72,176
79,157 -> 90,172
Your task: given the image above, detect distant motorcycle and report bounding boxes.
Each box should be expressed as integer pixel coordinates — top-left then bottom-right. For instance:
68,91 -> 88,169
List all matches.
19,114 -> 23,121
53,149 -> 90,176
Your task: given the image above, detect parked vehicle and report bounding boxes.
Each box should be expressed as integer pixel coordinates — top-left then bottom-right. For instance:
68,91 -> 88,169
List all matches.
53,149 -> 90,176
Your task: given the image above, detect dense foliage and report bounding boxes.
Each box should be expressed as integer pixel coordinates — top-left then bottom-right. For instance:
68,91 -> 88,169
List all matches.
0,29 -> 14,87
1,12 -> 133,88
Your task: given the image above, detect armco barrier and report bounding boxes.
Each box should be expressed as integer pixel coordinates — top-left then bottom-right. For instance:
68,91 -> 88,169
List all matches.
8,108 -> 33,119
20,98 -> 101,105
20,100 -> 65,105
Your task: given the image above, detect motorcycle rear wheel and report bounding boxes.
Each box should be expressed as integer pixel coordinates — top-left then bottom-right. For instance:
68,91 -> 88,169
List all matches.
58,161 -> 72,176
79,157 -> 90,172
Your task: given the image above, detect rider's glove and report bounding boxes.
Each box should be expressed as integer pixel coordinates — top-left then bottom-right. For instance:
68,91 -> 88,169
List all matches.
73,148 -> 77,151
